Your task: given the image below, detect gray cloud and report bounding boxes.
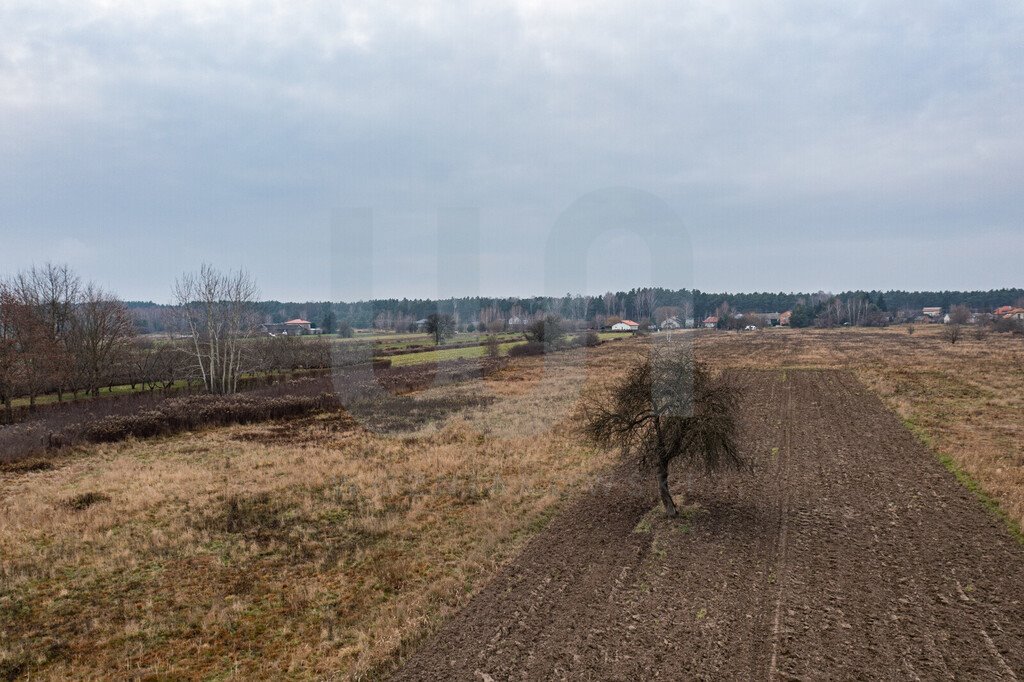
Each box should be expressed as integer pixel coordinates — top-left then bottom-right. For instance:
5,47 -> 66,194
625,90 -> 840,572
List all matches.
1,0 -> 1021,301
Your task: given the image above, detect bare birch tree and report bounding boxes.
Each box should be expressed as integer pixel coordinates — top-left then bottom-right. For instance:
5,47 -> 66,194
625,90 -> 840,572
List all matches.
173,265 -> 260,394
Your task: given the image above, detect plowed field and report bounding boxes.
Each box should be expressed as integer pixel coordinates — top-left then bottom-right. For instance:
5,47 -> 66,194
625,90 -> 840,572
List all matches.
394,370 -> 1024,680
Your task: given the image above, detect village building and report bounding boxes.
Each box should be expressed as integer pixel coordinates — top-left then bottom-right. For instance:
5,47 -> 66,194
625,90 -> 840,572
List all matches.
611,319 -> 640,331
659,316 -> 681,330
262,319 -> 319,336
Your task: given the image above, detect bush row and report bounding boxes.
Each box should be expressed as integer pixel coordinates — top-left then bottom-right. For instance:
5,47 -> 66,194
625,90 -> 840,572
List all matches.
57,392 -> 341,445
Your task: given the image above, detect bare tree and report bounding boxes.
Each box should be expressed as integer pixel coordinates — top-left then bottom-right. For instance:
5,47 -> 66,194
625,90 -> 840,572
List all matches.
944,324 -> 963,345
579,348 -> 744,517
2,276 -> 60,409
69,284 -> 135,396
603,291 -> 617,318
948,304 -> 971,325
425,313 -> 455,345
0,284 -> 22,420
173,265 -> 260,394
636,288 -> 657,322
523,315 -> 565,345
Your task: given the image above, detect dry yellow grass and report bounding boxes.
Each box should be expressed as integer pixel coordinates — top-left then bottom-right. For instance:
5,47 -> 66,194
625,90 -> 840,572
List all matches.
0,347 -> 631,680
690,325 -> 1024,533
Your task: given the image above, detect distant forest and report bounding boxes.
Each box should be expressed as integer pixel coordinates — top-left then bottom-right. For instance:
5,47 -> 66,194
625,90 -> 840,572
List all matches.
127,288 -> 1024,333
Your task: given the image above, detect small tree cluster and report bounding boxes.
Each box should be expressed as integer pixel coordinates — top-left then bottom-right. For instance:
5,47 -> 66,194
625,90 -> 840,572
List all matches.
0,264 -> 135,419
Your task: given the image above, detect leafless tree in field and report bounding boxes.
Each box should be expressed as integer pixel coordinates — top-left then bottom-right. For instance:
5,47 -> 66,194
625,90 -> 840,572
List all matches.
944,324 -> 963,345
70,284 -> 135,396
425,313 -> 456,345
579,348 -> 744,517
173,265 -> 260,394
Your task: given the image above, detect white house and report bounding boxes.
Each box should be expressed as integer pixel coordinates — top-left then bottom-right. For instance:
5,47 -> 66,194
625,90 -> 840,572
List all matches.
660,316 -> 681,330
611,319 -> 640,332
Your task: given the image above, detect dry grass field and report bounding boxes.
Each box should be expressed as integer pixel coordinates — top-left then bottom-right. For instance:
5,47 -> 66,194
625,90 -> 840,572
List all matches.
2,327 -> 1022,679
690,325 -> 1024,535
0,347 -> 625,680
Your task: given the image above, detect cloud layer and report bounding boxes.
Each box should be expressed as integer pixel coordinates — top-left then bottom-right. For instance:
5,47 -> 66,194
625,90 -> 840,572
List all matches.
2,1 -> 1022,300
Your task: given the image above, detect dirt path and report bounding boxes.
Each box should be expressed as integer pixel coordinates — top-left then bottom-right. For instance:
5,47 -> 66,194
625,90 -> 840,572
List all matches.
392,370 -> 1024,680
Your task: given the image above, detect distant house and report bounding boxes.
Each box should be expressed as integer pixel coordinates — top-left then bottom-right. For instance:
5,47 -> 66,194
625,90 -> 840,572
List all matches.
414,318 -> 429,331
703,315 -> 719,329
922,307 -> 943,319
659,316 -> 681,330
263,319 -> 319,336
995,306 -> 1024,320
612,319 -> 640,332
763,312 -> 782,326
507,316 -> 525,328
779,311 -> 792,326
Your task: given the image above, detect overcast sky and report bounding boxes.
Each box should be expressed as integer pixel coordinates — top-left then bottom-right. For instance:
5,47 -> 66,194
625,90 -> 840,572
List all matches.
2,1 -> 1022,302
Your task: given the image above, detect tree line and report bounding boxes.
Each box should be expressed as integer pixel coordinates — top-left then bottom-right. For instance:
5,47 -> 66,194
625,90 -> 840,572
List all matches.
2,264 -> 342,419
127,287 -> 1024,333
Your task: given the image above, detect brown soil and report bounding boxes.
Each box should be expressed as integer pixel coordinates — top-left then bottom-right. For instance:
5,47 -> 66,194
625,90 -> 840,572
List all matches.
393,370 -> 1024,680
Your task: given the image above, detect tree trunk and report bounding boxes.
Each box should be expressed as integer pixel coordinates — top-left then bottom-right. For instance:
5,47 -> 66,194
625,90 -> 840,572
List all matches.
657,458 -> 678,517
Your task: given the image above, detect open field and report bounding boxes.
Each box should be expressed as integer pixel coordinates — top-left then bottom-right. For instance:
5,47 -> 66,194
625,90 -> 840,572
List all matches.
0,348 -> 620,679
397,369 -> 1024,678
2,327 -> 1023,679
689,326 -> 1024,534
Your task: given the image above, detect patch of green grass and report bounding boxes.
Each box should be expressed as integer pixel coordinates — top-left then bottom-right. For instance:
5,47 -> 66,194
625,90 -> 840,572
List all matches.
902,417 -> 1024,544
598,332 -> 634,341
389,341 -> 523,366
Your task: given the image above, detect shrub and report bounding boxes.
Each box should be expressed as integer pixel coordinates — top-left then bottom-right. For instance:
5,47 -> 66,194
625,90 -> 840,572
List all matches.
523,315 -> 565,345
994,317 -> 1023,335
67,392 -> 340,445
64,491 -> 111,511
573,331 -> 600,347
507,341 -> 546,358
484,335 -> 501,358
